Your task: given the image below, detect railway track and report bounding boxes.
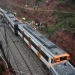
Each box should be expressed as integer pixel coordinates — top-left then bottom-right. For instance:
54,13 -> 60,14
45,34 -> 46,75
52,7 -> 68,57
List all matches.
0,19 -> 48,75
0,23 -> 33,75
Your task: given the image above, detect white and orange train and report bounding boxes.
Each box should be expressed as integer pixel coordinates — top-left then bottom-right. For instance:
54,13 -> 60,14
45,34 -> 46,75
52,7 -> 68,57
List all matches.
0,8 -> 75,75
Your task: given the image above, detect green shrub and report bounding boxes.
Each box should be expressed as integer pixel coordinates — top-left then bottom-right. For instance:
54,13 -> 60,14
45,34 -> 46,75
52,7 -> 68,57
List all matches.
52,10 -> 74,25
0,67 -> 2,75
36,0 -> 44,2
39,12 -> 44,17
39,0 -> 75,37
57,0 -> 75,9
35,19 -> 39,23
39,16 -> 75,37
46,3 -> 50,6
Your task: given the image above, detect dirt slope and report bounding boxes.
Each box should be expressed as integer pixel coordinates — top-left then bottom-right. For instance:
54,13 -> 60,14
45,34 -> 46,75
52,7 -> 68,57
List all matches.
0,0 -> 58,25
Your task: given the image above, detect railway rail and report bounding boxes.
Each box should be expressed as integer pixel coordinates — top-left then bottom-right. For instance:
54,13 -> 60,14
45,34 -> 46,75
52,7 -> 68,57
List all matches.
0,23 -> 33,75
0,18 -> 48,75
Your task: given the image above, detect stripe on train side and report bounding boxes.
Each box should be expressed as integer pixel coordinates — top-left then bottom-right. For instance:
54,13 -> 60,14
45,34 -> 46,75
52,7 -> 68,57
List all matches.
37,46 -> 41,59
22,31 -> 24,40
28,37 -> 31,49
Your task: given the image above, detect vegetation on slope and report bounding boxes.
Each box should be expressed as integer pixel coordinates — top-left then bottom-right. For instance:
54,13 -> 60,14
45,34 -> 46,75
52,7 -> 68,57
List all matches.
36,0 -> 44,2
57,0 -> 75,9
0,67 -> 2,75
39,0 -> 75,38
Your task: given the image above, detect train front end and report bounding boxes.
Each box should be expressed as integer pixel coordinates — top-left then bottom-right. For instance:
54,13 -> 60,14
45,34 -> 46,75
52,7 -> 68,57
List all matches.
53,53 -> 70,62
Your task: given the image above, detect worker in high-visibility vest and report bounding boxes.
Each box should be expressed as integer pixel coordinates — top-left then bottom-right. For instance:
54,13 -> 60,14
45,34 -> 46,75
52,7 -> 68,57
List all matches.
30,21 -> 35,28
13,12 -> 17,16
22,17 -> 26,21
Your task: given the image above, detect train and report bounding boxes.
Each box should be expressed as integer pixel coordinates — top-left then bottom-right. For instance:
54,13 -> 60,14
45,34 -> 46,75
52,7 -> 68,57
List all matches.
0,8 -> 75,75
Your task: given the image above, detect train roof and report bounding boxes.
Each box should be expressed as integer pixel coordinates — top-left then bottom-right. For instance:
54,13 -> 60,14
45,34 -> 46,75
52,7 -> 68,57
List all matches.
18,23 -> 66,56
6,12 -> 14,18
0,8 -> 6,13
19,23 -> 56,47
50,61 -> 75,75
4,12 -> 21,25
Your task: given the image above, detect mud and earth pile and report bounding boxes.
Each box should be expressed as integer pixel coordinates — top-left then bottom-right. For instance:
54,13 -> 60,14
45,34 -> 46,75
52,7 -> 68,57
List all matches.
0,59 -> 10,75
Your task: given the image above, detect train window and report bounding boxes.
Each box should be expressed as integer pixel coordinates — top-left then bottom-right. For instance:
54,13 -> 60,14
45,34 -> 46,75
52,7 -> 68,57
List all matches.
37,47 -> 41,52
23,33 -> 29,40
60,56 -> 67,61
41,51 -> 49,61
14,25 -> 18,35
51,59 -> 54,63
28,37 -> 31,42
18,28 -> 22,34
31,40 -> 37,49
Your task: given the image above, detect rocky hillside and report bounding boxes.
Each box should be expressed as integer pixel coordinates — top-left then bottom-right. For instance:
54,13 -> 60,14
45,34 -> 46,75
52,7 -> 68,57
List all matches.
0,0 -> 58,25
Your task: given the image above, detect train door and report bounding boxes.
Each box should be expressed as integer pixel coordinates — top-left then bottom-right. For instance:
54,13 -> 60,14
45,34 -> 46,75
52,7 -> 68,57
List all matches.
48,57 -> 54,69
14,24 -> 18,35
48,57 -> 51,68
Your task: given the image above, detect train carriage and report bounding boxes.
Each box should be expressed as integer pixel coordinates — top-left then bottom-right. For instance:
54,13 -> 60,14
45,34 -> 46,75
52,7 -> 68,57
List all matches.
4,11 -> 21,35
50,60 -> 75,75
18,23 -> 52,68
18,23 -> 70,68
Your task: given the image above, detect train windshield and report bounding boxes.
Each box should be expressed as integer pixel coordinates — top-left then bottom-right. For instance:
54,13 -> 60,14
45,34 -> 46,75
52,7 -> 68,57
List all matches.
60,56 -> 67,61
54,54 -> 70,62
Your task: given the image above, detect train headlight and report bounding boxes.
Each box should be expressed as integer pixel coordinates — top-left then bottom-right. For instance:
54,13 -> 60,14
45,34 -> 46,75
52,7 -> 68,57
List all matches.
67,55 -> 70,60
54,57 -> 60,62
